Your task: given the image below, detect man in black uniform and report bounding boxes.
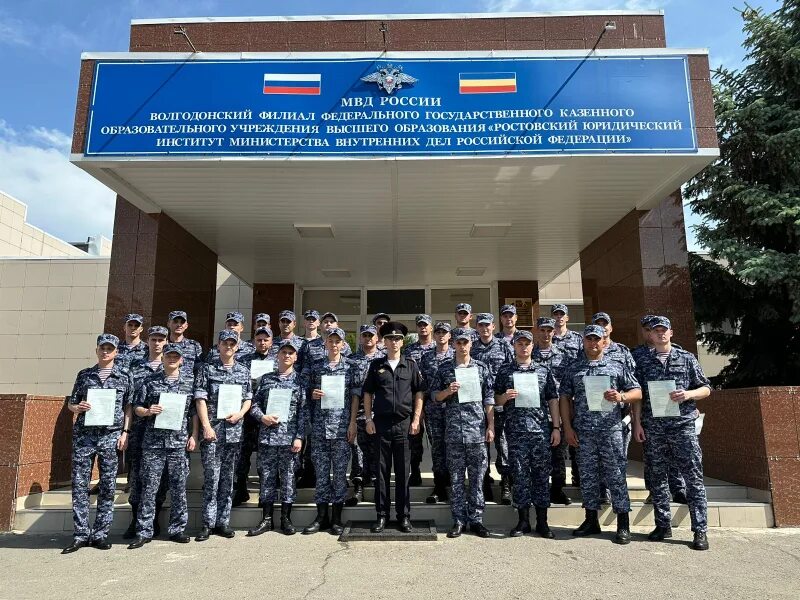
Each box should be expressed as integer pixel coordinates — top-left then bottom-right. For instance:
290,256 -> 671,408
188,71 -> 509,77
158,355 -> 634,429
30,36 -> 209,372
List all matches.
357,322 -> 423,533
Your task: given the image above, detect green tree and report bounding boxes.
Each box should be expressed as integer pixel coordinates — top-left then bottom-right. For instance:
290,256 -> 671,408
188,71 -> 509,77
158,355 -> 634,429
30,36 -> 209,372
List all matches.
685,1 -> 800,387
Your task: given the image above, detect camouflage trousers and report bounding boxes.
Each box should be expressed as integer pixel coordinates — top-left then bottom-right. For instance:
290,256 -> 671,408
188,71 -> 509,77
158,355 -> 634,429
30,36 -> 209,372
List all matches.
643,438 -> 686,495
126,425 -> 168,508
550,432 -> 568,483
576,428 -> 630,514
350,419 -> 377,484
644,421 -> 708,532
137,448 -> 188,538
200,440 -> 240,528
257,445 -> 298,504
311,438 -> 351,504
491,409 -> 510,476
508,432 -> 551,509
424,402 -> 447,475
447,441 -> 488,525
71,441 -> 119,542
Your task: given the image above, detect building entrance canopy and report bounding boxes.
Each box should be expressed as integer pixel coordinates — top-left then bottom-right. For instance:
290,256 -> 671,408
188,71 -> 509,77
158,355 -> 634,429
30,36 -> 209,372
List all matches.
72,50 -> 717,286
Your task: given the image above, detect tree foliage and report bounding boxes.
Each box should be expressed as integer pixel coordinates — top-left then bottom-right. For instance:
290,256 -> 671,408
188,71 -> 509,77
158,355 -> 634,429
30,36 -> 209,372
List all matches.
684,1 -> 800,387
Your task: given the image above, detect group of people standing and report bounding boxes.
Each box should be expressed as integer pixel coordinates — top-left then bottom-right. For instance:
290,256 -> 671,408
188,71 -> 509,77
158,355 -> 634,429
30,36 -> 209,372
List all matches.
62,301 -> 712,554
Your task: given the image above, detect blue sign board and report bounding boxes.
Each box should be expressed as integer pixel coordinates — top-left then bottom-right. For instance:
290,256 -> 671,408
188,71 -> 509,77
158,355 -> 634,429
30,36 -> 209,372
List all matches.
85,55 -> 697,157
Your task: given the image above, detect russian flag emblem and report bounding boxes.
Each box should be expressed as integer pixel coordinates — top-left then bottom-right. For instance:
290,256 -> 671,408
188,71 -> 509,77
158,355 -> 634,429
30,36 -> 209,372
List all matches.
459,72 -> 517,94
263,73 -> 322,95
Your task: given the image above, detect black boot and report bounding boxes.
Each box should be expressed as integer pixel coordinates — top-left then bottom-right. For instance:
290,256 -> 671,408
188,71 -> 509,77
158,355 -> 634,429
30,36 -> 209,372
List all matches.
648,525 -> 672,541
692,531 -> 709,551
550,478 -> 572,505
153,502 -> 163,537
535,507 -> 555,539
345,481 -> 363,507
499,475 -> 512,506
302,503 -> 329,535
572,509 -> 601,537
426,472 -> 443,504
280,503 -> 296,536
123,503 -> 138,540
330,503 -> 344,535
509,507 -> 531,537
247,502 -> 274,537
231,479 -> 250,507
409,464 -> 422,486
483,475 -> 494,503
614,512 -> 631,545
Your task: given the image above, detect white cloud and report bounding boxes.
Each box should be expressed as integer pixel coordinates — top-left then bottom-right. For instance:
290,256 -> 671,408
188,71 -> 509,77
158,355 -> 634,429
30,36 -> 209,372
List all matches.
484,0 -> 664,12
0,122 -> 115,241
0,15 -> 84,53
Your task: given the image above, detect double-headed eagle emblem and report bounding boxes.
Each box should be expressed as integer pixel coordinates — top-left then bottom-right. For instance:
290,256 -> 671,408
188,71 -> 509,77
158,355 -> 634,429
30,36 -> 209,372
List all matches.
361,64 -> 418,95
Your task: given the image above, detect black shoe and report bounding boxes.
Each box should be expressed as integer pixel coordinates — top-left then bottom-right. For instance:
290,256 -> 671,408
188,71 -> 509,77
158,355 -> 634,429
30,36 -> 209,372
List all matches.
61,539 -> 89,554
280,503 -> 296,536
425,490 -> 441,504
398,517 -> 413,533
692,531 -> 709,551
426,472 -> 443,504
500,475 -> 512,506
614,513 -> 631,545
510,508 -> 531,537
550,480 -> 572,506
195,526 -> 211,542
213,525 -> 235,539
231,484 -> 250,508
127,537 -> 151,550
648,525 -> 673,541
409,467 -> 422,487
247,503 -> 274,537
90,538 -> 112,550
469,522 -> 490,538
371,517 -> 386,533
303,503 -> 329,535
345,481 -> 363,507
123,506 -> 138,540
673,490 -> 688,505
644,492 -> 653,504
447,523 -> 464,538
330,503 -> 344,535
573,510 -> 602,537
169,533 -> 190,544
535,507 -> 555,539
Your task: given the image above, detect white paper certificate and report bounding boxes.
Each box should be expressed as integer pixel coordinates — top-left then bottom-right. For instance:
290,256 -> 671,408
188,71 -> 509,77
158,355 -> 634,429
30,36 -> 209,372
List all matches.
513,373 -> 540,409
321,375 -> 345,410
84,388 -> 116,426
155,393 -> 187,430
455,367 -> 481,404
216,384 -> 243,419
267,388 -> 292,422
648,380 -> 680,417
250,360 -> 274,380
584,375 -> 613,412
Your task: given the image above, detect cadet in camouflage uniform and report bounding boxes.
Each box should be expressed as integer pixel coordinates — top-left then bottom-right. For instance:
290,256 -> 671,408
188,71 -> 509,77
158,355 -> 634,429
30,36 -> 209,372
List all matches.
303,328 -> 358,535
123,326 -> 169,540
419,322 -> 455,503
167,310 -> 204,379
117,314 -> 148,366
560,325 -> 641,544
551,304 -> 583,358
495,330 -> 561,538
62,334 -> 134,554
128,344 -> 198,549
494,304 -> 519,350
346,324 -> 386,506
431,332 -> 494,538
372,312 -> 390,349
451,302 -> 480,344
247,339 -> 305,536
204,312 -> 256,363
299,311 -> 353,372
471,312 -> 513,504
634,316 -> 712,551
533,317 -> 573,506
194,330 -> 253,541
403,314 -> 435,486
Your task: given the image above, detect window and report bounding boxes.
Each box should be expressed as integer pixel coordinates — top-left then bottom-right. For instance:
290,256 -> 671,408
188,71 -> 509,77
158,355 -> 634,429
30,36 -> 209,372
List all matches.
430,288 -> 490,315
302,289 -> 361,316
366,289 -> 425,315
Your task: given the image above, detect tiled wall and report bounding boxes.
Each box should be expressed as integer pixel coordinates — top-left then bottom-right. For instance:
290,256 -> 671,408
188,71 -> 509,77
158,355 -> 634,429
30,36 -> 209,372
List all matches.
539,261 -> 583,303
0,192 -> 86,258
0,258 -> 110,395
214,264 -> 253,334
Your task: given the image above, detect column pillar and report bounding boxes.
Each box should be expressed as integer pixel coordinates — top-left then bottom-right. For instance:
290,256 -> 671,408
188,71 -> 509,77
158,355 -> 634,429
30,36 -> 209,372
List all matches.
104,196 -> 217,349
579,192 -> 697,353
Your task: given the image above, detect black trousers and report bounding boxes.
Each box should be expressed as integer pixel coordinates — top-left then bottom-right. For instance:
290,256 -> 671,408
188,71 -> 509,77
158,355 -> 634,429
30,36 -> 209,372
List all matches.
373,417 -> 411,519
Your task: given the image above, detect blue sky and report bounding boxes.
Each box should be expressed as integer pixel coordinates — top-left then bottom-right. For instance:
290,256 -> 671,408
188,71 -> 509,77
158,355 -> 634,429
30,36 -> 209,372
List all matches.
0,0 -> 782,246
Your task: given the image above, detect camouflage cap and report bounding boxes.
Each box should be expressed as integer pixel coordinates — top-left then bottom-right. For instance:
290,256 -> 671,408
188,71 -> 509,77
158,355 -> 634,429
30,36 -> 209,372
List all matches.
415,314 -> 432,325
592,312 -> 612,325
454,331 -> 473,342
551,303 -> 568,315
476,313 -> 494,324
321,312 -> 339,322
96,333 -> 119,348
147,325 -> 168,338
278,338 -> 301,353
359,324 -> 377,336
640,314 -> 657,327
124,313 -> 144,324
218,330 -> 239,343
512,330 -> 533,343
254,313 -> 271,323
372,312 -> 391,324
433,321 -> 452,333
225,311 -> 244,324
254,326 -> 273,338
583,324 -> 606,338
536,317 -> 556,329
455,303 -> 472,314
303,309 -> 320,321
500,304 -> 517,315
278,310 -> 296,322
163,343 -> 184,356
168,310 -> 188,321
325,327 -> 346,340
649,316 -> 672,329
